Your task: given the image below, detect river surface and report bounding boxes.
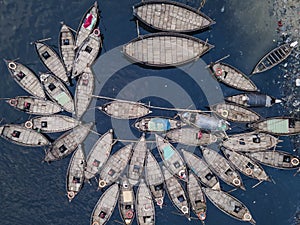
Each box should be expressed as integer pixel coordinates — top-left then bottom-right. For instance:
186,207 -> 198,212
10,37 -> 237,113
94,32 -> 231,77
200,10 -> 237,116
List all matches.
0,1 -> 299,225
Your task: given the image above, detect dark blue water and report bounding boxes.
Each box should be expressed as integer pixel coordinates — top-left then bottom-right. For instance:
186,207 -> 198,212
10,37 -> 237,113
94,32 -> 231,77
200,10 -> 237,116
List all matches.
0,1 -> 299,225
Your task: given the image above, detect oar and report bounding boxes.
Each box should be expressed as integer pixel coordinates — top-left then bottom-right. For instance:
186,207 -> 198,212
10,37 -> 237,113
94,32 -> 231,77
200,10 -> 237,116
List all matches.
60,21 -> 77,33
252,180 -> 263,189
205,54 -> 230,69
30,37 -> 51,45
113,220 -> 125,225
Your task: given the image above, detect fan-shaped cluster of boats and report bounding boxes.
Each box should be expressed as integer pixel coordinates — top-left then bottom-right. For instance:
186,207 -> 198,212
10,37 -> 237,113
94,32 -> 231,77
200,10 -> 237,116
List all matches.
1,1 -> 300,225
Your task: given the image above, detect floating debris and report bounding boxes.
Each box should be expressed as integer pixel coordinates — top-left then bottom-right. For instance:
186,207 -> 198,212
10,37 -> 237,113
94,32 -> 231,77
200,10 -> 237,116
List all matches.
6,96 -> 62,115
4,59 -> 46,99
225,93 -> 282,107
84,130 -> 113,181
136,179 -> 155,225
144,150 -> 165,208
0,124 -> 49,147
25,115 -> 80,133
210,102 -> 260,123
221,132 -> 280,152
90,183 -> 119,225
128,134 -> 147,186
134,117 -> 183,133
123,32 -> 213,67
59,23 -> 75,74
209,62 -> 258,92
66,145 -> 86,202
99,101 -> 151,119
44,122 -> 93,162
133,0 -> 215,33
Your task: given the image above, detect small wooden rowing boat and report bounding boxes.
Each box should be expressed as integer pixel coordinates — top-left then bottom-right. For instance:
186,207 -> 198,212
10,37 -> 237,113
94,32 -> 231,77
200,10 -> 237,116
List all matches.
128,135 -> 147,186
162,166 -> 190,220
98,144 -> 133,188
75,1 -> 99,49
0,124 -> 49,147
133,0 -> 215,33
187,172 -> 207,222
221,132 -> 279,152
34,42 -> 69,85
210,102 -> 260,123
210,62 -> 257,91
72,28 -> 102,78
134,116 -> 183,132
144,151 -> 165,208
40,73 -> 74,113
222,148 -> 270,181
244,150 -> 300,170
155,134 -> 187,181
166,127 -> 218,146
90,183 -> 119,225
74,67 -> 95,119
4,60 -> 46,99
66,145 -> 86,202
99,101 -> 151,119
201,147 -> 245,190
252,42 -> 297,75
59,23 -> 75,74
249,117 -> 300,136
44,122 -> 93,162
136,179 -> 155,225
6,96 -> 62,115
25,115 -> 80,133
123,32 -> 213,67
85,130 -> 113,181
202,187 -> 255,224
181,149 -> 220,190
179,112 -> 229,132
119,176 -> 135,225
225,93 -> 282,107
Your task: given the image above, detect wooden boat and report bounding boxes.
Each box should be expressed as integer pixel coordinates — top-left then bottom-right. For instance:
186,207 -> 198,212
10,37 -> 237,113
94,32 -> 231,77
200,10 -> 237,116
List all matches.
118,176 -> 135,225
251,42 -> 297,75
99,101 -> 151,119
44,122 -> 93,162
66,145 -> 86,202
201,147 -> 245,190
134,117 -> 183,132
221,132 -> 279,152
98,144 -> 133,189
75,1 -> 99,49
202,187 -> 255,224
155,134 -> 187,181
244,150 -> 300,170
209,62 -> 257,92
0,124 -> 49,147
166,127 -> 218,146
6,96 -> 62,115
178,112 -> 229,132
4,60 -> 46,99
210,102 -> 260,123
187,172 -> 207,222
123,32 -> 214,67
90,183 -> 119,225
128,135 -> 147,186
249,117 -> 300,136
72,28 -> 102,78
74,67 -> 94,119
84,130 -> 113,181
222,148 -> 270,181
34,42 -> 69,85
181,149 -> 220,190
162,166 -> 190,219
144,151 -> 164,208
59,23 -> 75,74
136,179 -> 155,225
133,0 -> 215,33
225,93 -> 282,108
40,73 -> 74,113
25,115 -> 80,133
